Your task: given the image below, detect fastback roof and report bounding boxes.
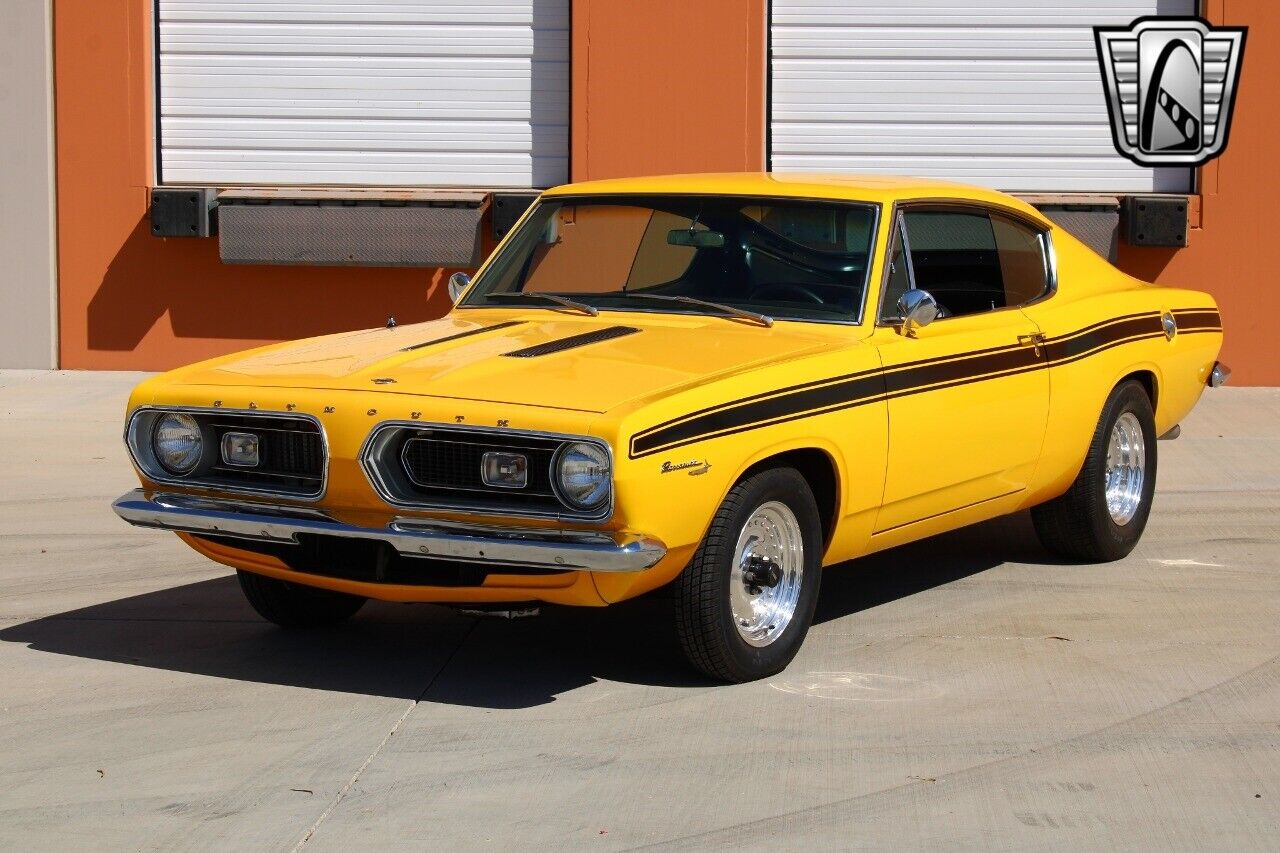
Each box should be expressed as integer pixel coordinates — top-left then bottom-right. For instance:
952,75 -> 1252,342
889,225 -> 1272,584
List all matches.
542,172 -> 1041,217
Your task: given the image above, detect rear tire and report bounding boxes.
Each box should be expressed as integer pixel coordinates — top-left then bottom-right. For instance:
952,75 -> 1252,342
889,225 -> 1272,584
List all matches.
674,467 -> 823,683
1032,380 -> 1157,562
236,570 -> 366,629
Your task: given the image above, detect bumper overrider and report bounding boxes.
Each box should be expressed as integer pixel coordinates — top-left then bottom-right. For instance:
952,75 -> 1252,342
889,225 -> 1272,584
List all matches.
112,490 -> 666,573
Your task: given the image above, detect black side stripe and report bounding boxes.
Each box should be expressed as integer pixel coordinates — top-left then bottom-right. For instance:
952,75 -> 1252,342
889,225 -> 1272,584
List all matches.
1037,310 -> 1156,340
883,339 -> 1042,395
1170,309 -> 1222,331
401,320 -> 525,352
628,332 -> 1167,459
629,309 -> 1220,458
634,312 -> 1153,455
634,372 -> 889,456
1044,314 -> 1163,362
641,310 -> 1161,442
636,309 -> 1201,446
645,365 -> 883,438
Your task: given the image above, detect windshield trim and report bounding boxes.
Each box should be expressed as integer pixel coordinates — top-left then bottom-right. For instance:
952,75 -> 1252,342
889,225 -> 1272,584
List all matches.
457,193 -> 884,327
454,303 -> 866,328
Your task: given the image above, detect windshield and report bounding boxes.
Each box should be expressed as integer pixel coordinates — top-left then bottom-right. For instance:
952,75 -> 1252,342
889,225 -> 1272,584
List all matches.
459,194 -> 880,323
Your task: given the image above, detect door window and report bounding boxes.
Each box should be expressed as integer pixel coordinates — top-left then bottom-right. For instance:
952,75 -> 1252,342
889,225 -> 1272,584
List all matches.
882,208 -> 1049,320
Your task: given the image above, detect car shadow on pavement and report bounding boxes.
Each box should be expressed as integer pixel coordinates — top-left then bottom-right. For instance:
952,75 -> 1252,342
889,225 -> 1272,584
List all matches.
815,508 -> 1069,624
0,511 -> 1066,708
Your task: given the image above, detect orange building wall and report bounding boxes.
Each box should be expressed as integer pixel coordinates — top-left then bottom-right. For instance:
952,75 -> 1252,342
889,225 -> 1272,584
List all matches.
55,0 -> 765,372
570,0 -> 767,180
1116,0 -> 1278,385
54,1 -> 458,371
56,0 -> 1276,382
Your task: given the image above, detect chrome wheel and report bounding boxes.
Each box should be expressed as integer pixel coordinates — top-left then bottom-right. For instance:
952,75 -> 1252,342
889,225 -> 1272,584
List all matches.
1105,411 -> 1146,525
729,501 -> 804,647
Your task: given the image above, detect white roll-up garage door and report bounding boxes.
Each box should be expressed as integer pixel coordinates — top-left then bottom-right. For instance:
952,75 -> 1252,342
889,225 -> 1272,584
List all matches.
156,0 -> 568,188
770,1 -> 1195,192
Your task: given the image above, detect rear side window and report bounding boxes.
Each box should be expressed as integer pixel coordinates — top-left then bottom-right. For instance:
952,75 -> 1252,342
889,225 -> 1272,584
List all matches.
991,216 -> 1050,306
893,209 -> 1048,319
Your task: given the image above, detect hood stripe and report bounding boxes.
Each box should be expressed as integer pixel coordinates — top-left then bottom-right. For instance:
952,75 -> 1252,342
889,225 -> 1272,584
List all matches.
503,326 -> 640,358
401,320 -> 525,352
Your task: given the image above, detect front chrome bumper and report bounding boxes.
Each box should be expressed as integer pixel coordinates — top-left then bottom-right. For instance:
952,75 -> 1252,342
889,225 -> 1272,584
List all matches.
112,489 -> 666,573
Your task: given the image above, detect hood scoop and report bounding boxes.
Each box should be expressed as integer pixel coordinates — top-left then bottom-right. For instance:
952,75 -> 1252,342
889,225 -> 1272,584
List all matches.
502,325 -> 640,358
401,320 -> 525,352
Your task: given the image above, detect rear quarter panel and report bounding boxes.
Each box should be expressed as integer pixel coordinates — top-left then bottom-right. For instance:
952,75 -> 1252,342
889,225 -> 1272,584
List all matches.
1023,227 -> 1223,504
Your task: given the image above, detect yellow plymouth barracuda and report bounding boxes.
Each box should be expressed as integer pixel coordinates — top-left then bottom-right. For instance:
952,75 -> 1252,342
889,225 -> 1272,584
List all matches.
114,173 -> 1228,682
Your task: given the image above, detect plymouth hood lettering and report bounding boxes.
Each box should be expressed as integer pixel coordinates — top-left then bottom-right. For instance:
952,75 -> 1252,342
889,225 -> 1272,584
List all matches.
171,316 -> 836,413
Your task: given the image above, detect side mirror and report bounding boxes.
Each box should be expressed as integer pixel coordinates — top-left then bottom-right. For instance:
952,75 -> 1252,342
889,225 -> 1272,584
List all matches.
447,271 -> 471,303
896,289 -> 938,335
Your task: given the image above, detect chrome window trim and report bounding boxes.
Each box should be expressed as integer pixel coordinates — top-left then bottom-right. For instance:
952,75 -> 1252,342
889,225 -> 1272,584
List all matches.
457,304 -> 869,328
360,421 -> 615,523
1040,228 -> 1060,303
124,405 -> 329,502
873,198 -> 1058,328
875,211 -> 915,324
456,192 -> 883,328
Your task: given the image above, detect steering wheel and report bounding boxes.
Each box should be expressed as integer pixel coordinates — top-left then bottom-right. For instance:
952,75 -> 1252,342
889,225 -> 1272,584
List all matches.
749,283 -> 825,305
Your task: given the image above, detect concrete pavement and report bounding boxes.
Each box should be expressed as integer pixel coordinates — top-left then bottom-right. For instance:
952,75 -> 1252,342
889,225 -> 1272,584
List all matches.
0,370 -> 1277,850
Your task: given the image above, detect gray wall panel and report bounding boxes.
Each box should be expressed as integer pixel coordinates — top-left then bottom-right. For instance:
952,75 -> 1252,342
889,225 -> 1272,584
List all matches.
0,0 -> 57,368
218,203 -> 485,267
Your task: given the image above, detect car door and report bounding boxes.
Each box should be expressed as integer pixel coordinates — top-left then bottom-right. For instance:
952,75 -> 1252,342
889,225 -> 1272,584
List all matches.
871,205 -> 1052,534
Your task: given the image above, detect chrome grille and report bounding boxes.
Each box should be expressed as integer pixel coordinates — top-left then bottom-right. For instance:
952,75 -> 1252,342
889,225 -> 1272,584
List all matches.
205,416 -> 324,494
361,424 -> 611,519
126,408 -> 326,499
401,437 -> 557,497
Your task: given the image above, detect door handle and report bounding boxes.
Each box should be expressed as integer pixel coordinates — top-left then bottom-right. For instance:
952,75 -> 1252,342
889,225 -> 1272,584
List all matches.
1017,333 -> 1048,357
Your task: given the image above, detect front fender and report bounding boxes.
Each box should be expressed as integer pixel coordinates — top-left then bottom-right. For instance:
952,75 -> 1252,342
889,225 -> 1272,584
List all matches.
594,403 -> 888,603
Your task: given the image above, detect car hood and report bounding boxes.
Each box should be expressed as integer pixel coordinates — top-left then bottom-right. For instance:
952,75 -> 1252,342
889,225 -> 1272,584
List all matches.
171,313 -> 840,413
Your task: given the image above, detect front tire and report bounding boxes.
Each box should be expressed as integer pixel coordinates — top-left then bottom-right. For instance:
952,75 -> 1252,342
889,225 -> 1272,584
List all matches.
674,467 -> 823,682
237,570 -> 366,629
1032,380 -> 1157,562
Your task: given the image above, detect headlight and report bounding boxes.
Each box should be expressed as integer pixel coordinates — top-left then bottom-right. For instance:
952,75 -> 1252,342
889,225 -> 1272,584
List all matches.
152,412 -> 203,475
554,441 -> 611,511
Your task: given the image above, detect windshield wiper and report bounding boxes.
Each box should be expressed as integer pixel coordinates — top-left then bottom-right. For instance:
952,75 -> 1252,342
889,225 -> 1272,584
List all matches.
498,291 -> 598,317
616,293 -> 773,328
